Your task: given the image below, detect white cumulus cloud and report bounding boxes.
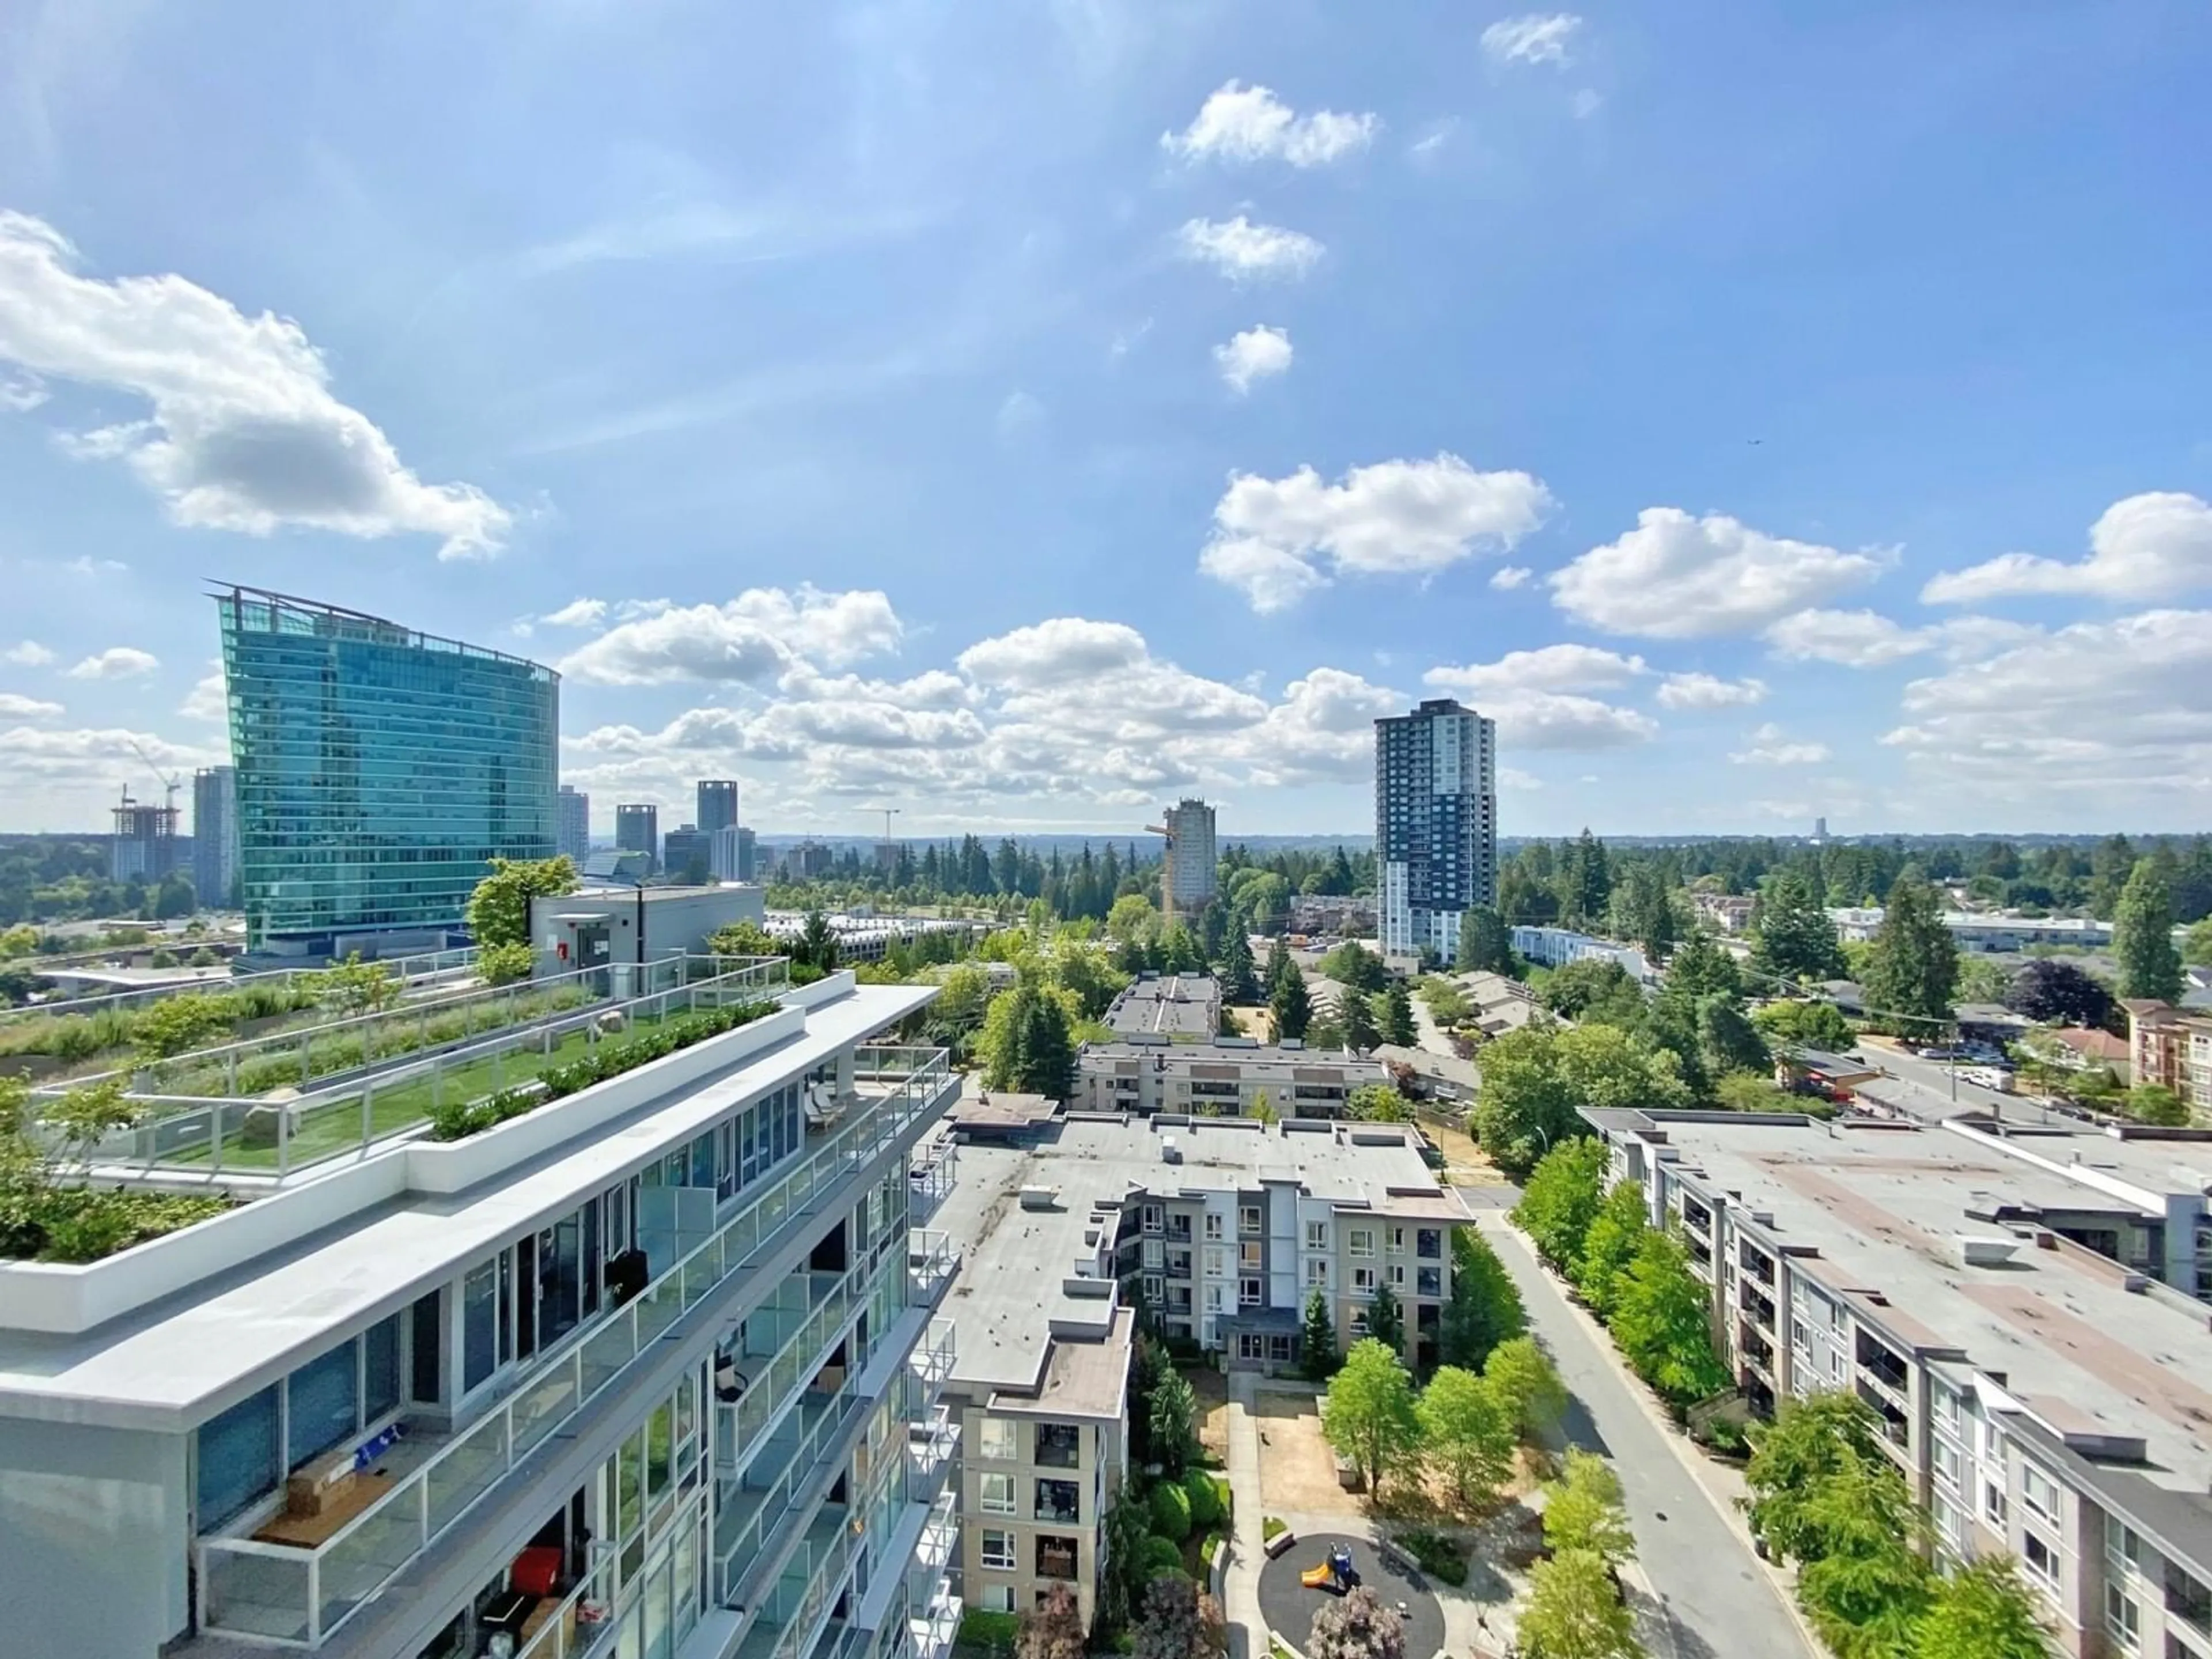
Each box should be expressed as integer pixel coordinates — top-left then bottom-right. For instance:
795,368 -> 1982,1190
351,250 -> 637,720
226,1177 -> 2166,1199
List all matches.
0,693 -> 63,718
558,586 -> 903,686
541,598 -> 609,629
1426,644 -> 1647,695
1201,453 -> 1555,612
1176,217 -> 1325,282
1730,722 -> 1830,766
1762,608 -> 2041,668
1920,491 -> 2212,604
1214,325 -> 1294,393
66,646 -> 159,680
1656,672 -> 1767,710
1550,508 -> 1885,638
1161,81 -> 1379,167
4,641 -> 54,667
1423,646 -> 1656,750
0,212 -> 512,560
1482,13 -> 1584,66
1489,566 -> 1533,591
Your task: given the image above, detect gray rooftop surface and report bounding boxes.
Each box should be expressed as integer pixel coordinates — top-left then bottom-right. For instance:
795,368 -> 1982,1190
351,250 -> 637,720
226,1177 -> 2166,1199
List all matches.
1601,1110 -> 2212,1522
1104,974 -> 1221,1037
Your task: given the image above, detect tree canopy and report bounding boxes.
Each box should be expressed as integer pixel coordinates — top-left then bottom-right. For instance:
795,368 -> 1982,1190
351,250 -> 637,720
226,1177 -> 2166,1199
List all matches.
2114,857 -> 2184,1002
1322,1338 -> 1422,1499
2002,959 -> 2113,1028
1751,867 -> 1847,984
1861,873 -> 1958,1035
1416,1365 -> 1514,1507
1514,1139 -> 1609,1272
465,855 -> 579,950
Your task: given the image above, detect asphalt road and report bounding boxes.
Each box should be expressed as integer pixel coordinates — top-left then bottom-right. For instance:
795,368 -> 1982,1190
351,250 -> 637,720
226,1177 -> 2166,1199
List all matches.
1482,1218 -> 1815,1659
1856,1043 -> 2069,1127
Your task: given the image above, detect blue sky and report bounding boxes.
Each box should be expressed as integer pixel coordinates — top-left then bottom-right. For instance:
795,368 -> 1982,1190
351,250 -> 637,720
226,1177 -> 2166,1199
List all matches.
2,0 -> 2210,840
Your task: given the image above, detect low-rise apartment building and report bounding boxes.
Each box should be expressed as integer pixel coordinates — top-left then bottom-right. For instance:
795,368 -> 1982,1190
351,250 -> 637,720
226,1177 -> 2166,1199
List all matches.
930,1156 -> 1134,1628
0,971 -> 964,1659
1103,974 -> 1222,1040
1584,1107 -> 2212,1659
2127,1002 -> 2212,1119
1075,1036 -> 1387,1117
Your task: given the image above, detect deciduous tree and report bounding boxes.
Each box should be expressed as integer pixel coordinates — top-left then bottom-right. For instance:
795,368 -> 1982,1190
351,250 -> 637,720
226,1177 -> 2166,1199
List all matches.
1417,1365 -> 1514,1508
1541,1450 -> 1635,1567
1441,1226 -> 1527,1370
1572,1183 -> 1650,1317
1606,1231 -> 1728,1404
1513,1139 -> 1609,1272
1016,1584 -> 1086,1659
1483,1335 -> 1568,1445
465,855 -> 579,950
1910,1556 -> 2054,1659
1366,1281 -> 1406,1357
1752,999 -> 1856,1054
1147,1368 -> 1199,1479
1308,1585 -> 1408,1659
1518,1548 -> 1642,1659
1323,1338 -> 1422,1500
2002,959 -> 2113,1029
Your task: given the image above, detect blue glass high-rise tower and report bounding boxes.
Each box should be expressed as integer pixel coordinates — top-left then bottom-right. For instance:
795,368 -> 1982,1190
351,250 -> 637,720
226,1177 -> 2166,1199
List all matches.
217,586 -> 559,955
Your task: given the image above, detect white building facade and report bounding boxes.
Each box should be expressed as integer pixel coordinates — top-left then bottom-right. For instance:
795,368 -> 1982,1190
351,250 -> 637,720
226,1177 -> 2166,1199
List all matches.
1159,799 -> 1218,922
1374,699 -> 1497,961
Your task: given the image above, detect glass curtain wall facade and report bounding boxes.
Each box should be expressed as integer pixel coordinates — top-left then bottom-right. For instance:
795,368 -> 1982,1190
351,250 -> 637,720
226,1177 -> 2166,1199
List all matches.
217,586 -> 559,949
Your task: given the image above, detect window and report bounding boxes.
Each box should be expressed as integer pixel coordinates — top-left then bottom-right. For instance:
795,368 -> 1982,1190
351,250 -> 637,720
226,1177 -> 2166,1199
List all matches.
2022,1530 -> 2059,1589
1240,1277 -> 1263,1306
980,1473 -> 1016,1515
980,1585 -> 1014,1615
1036,1479 -> 1081,1522
462,1256 -> 501,1394
2106,1514 -> 2141,1578
1417,1229 -> 1442,1259
1143,1274 -> 1165,1302
1306,1259 -> 1330,1286
980,1529 -> 1017,1570
1305,1221 -> 1328,1251
1353,1266 -> 1378,1293
1142,1240 -> 1163,1270
1388,1226 -> 1407,1254
287,1342 -> 359,1470
1388,1264 -> 1408,1289
1143,1204 -> 1164,1233
1931,1384 -> 1960,1432
1036,1423 -> 1081,1469
1268,1334 -> 1294,1363
1240,1205 -> 1263,1234
1790,1319 -> 1809,1354
1416,1267 -> 1441,1299
195,1383 -> 280,1528
2105,1583 -> 2139,1652
1206,1285 -> 1226,1313
1205,1247 -> 1230,1278
1348,1229 -> 1376,1258
1828,1350 -> 1844,1383
1984,1482 -> 2008,1527
1204,1213 -> 1224,1240
2022,1463 -> 2061,1525
363,1313 -> 402,1426
979,1419 -> 1018,1462
1932,1438 -> 1961,1493
1037,1535 -> 1080,1581
1238,1332 -> 1265,1361
1240,1240 -> 1262,1268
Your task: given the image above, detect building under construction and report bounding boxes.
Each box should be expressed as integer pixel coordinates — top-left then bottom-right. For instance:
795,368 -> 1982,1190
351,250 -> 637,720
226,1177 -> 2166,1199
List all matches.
1149,797 -> 1218,923
110,796 -> 180,883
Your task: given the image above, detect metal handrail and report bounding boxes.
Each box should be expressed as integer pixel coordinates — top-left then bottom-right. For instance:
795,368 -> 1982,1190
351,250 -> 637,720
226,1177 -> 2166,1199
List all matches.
197,1055 -> 953,1648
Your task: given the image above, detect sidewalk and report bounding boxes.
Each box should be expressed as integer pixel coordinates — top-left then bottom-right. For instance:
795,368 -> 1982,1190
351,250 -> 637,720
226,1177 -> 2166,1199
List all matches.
1224,1372 -> 1267,1658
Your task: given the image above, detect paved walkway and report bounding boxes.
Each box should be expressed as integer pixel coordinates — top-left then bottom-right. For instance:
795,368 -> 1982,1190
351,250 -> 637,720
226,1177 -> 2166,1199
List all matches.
1479,1214 -> 1816,1659
1224,1372 -> 1267,1659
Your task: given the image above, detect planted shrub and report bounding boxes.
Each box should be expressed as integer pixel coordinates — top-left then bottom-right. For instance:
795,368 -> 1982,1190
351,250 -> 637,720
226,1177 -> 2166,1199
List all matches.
1184,1469 -> 1225,1529
1149,1480 -> 1193,1542
1139,1535 -> 1185,1577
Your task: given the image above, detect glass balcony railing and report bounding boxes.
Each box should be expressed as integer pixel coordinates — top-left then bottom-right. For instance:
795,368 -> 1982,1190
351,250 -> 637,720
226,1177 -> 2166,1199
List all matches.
915,1491 -> 957,1578
735,1509 -> 857,1659
910,1319 -> 956,1402
910,1575 -> 961,1659
717,1380 -> 868,1608
198,1052 -> 954,1649
724,1252 -> 901,1477
910,1230 -> 958,1305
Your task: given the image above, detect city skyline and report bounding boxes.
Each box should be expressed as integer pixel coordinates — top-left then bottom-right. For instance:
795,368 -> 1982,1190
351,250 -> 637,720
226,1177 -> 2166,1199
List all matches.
1,7 -> 2208,839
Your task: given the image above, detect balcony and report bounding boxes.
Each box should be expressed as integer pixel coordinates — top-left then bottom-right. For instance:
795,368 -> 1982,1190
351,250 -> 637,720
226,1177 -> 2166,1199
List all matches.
1683,1198 -> 1713,1237
910,1133 -> 957,1226
196,1055 -> 953,1649
1741,1286 -> 1776,1334
717,1378 -> 868,1608
911,1575 -> 962,1659
1166,1217 -> 1193,1243
1738,1245 -> 1776,1288
1035,1478 -> 1081,1524
1854,1381 -> 1911,1455
1856,1334 -> 1911,1399
910,1319 -> 956,1402
910,1407 -> 961,1495
1035,1422 -> 1082,1470
1036,1535 -> 1081,1581
733,1505 -> 857,1659
910,1230 -> 959,1306
2166,1565 -> 2212,1638
915,1491 -> 957,1578
722,1253 -> 903,1478
1739,1325 -> 1775,1378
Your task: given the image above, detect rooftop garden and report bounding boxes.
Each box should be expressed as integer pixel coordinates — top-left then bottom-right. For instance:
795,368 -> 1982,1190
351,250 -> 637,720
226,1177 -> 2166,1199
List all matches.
1,1075 -> 238,1263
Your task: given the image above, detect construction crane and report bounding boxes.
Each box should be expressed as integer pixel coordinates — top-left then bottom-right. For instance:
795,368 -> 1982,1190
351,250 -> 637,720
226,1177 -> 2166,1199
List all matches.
127,737 -> 183,817
1146,817 -> 1177,924
873,808 -> 902,877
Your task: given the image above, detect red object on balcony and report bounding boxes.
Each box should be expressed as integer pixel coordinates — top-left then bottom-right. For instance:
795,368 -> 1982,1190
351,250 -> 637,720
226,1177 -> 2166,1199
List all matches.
512,1547 -> 562,1598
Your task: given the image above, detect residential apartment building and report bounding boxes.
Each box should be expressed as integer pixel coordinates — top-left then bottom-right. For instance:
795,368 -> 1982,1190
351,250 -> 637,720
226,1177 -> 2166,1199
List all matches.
933,1150 -> 1134,1627
193,763 -> 240,908
697,781 -> 740,839
1374,698 -> 1497,962
1690,892 -> 1755,936
2127,1002 -> 2212,1119
1075,1035 -> 1387,1117
616,805 -> 661,870
0,972 -> 964,1659
1156,799 -> 1218,923
946,1115 -> 1469,1375
557,785 -> 592,864
1510,926 -> 1653,981
218,586 -> 558,960
1103,974 -> 1222,1039
664,825 -> 710,881
1585,1107 -> 2212,1658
